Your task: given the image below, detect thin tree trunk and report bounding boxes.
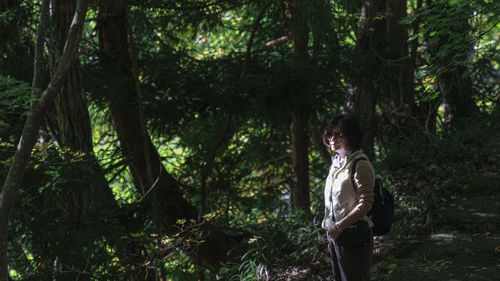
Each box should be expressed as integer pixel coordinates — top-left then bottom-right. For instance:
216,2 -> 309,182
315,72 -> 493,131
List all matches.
288,0 -> 311,211
0,1 -> 88,280
32,0 -> 49,89
291,108 -> 311,210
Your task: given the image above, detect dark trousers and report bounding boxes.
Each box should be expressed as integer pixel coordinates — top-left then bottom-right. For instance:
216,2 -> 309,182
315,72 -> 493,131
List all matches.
327,230 -> 373,281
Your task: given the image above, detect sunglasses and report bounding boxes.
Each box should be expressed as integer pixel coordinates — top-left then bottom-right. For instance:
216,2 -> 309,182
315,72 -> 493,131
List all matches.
326,131 -> 344,139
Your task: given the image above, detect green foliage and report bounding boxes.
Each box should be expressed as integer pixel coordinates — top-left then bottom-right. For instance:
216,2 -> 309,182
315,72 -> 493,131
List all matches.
219,211 -> 323,280
88,104 -> 141,205
6,144 -> 130,280
404,0 -> 500,113
0,2 -> 36,81
0,75 -> 33,142
0,75 -> 33,191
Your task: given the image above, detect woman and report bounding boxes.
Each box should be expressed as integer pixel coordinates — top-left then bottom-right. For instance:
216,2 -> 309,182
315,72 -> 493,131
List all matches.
321,114 -> 375,281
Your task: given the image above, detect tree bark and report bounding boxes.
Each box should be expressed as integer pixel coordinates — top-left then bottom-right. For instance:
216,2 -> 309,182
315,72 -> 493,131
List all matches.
0,1 -> 88,280
32,0 -> 49,89
291,108 -> 311,210
347,83 -> 377,158
346,0 -> 386,158
438,67 -> 477,127
46,0 -> 92,152
385,0 -> 415,129
288,0 -> 311,211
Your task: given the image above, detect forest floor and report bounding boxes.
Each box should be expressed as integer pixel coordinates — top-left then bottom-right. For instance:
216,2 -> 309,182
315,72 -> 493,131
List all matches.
369,125 -> 500,281
276,121 -> 500,281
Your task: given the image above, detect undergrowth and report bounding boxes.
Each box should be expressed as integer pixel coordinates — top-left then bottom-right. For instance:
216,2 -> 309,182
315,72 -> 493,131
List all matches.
218,211 -> 325,281
379,114 -> 493,239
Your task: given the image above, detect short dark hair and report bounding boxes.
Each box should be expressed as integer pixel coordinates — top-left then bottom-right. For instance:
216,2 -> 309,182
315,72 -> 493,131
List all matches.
322,114 -> 363,151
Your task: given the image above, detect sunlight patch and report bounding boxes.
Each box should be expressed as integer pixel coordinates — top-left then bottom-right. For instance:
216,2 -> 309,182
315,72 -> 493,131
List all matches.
430,233 -> 456,240
471,212 -> 499,218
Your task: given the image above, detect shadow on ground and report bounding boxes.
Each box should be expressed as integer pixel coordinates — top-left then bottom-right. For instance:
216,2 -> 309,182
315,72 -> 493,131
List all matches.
373,129 -> 500,281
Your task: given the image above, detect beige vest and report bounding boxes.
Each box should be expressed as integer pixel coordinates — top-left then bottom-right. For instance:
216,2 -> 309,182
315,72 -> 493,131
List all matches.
322,150 -> 374,231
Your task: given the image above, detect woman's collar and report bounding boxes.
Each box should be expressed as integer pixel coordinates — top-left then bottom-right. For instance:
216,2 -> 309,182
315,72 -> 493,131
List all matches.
332,149 -> 363,168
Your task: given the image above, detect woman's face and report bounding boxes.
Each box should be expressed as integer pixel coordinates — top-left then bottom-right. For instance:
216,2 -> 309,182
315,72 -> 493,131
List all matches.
327,126 -> 349,156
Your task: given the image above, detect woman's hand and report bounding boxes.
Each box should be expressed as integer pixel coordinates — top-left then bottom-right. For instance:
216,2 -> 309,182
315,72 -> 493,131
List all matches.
328,222 -> 343,240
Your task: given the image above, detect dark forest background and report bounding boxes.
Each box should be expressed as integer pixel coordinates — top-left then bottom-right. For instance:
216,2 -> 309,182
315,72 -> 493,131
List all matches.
0,0 -> 499,280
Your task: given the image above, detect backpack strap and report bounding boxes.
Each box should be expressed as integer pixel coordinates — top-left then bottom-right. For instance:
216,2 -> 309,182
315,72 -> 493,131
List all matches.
350,157 -> 369,190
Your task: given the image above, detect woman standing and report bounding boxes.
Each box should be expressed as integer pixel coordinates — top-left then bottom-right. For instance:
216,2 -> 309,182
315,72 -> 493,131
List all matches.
321,114 -> 375,281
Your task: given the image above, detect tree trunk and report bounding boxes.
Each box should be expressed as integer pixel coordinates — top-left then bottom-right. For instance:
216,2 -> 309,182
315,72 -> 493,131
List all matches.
291,108 -> 310,211
427,1 -> 478,127
39,1 -> 124,279
32,0 -> 49,89
97,0 -> 198,230
288,0 -> 311,211
437,35 -> 478,126
96,0 -> 242,274
346,0 -> 386,158
438,67 -> 477,127
347,83 -> 377,158
46,0 -> 92,151
0,1 -> 88,280
385,0 -> 416,129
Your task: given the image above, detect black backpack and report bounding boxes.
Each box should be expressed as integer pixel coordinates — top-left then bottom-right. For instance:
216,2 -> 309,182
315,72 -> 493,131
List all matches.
351,157 -> 394,236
